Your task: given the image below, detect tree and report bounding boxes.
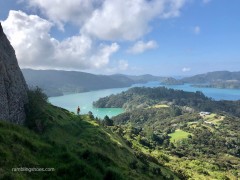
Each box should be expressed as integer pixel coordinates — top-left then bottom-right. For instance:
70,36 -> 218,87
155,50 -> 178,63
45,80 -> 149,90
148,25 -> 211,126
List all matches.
25,87 -> 49,133
103,115 -> 113,126
88,111 -> 94,119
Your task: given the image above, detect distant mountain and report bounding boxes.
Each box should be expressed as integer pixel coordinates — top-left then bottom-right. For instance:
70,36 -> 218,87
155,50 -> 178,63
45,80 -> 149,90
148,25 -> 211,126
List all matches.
22,69 -> 167,97
161,77 -> 184,85
179,71 -> 240,89
126,74 -> 166,83
159,71 -> 240,89
22,69 -> 135,97
181,71 -> 240,84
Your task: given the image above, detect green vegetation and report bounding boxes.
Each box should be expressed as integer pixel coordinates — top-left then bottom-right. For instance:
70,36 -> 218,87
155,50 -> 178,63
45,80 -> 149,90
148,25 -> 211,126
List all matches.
202,113 -> 225,125
110,107 -> 240,179
22,69 -> 134,97
94,87 -> 240,179
0,88 -> 178,179
93,86 -> 240,116
22,69 -> 166,97
2,86 -> 240,179
181,71 -> 240,89
169,129 -> 191,143
156,71 -> 240,89
161,77 -> 184,85
151,104 -> 170,108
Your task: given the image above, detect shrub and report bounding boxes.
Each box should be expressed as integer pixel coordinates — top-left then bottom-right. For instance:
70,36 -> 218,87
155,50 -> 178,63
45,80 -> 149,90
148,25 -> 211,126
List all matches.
103,116 -> 114,126
129,160 -> 138,169
104,168 -> 123,180
25,87 -> 49,133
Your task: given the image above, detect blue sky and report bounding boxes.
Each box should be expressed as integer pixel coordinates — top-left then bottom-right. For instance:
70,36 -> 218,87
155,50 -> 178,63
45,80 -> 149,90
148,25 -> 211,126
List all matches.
0,0 -> 239,76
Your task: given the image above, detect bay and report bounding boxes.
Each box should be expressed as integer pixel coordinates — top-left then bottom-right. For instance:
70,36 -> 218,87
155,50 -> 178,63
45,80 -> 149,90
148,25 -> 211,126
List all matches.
49,81 -> 240,119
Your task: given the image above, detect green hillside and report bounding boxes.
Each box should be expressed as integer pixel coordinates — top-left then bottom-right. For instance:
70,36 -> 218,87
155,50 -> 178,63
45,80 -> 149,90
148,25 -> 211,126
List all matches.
111,106 -> 240,179
93,87 -> 240,179
21,69 -> 167,97
93,86 -> 240,116
22,69 -> 134,97
0,89 -> 178,179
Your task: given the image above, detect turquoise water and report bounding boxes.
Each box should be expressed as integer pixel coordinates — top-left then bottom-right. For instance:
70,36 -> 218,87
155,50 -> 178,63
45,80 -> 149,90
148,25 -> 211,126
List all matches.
49,87 -> 128,119
158,83 -> 240,101
49,82 -> 240,118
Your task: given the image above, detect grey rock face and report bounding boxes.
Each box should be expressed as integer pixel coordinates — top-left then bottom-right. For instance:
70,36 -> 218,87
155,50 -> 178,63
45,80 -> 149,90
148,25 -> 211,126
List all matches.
0,23 -> 28,124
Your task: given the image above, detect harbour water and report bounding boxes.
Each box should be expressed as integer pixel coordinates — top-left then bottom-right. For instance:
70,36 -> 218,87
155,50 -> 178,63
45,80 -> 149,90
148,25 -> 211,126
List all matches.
49,82 -> 240,118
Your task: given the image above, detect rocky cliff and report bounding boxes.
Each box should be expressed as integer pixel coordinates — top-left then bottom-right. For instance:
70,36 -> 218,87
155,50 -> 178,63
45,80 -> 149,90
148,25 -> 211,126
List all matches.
0,23 -> 28,124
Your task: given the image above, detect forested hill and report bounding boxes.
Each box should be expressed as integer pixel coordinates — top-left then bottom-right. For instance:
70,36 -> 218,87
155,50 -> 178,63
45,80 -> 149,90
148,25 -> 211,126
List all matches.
22,69 -> 134,96
93,86 -> 240,179
110,102 -> 240,179
22,69 -> 166,97
161,71 -> 240,88
93,87 -> 240,116
181,71 -> 240,83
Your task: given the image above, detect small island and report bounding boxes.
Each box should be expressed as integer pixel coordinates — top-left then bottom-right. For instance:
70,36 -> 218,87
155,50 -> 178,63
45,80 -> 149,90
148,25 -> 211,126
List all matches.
160,77 -> 184,85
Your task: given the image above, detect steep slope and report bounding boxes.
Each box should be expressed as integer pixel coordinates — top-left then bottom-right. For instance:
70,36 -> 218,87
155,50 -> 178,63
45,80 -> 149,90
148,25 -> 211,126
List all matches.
0,23 -> 28,124
0,90 -> 179,179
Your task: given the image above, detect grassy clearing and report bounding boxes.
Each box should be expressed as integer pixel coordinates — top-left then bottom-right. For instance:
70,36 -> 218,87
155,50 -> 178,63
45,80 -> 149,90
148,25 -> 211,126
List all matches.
151,104 -> 170,108
169,129 -> 191,143
203,113 -> 225,125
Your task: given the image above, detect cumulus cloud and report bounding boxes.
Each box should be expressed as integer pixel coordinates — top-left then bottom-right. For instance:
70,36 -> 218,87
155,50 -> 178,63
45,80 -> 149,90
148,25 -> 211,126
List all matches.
2,10 -> 56,67
182,67 -> 191,72
127,40 -> 158,54
3,0 -> 190,73
82,0 -> 187,41
25,0 -> 188,41
194,26 -> 201,35
2,10 -> 121,71
25,0 -> 101,30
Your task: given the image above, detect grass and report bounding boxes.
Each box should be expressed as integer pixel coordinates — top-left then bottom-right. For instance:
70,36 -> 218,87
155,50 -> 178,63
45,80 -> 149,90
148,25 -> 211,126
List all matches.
202,113 -> 225,125
0,102 -> 178,179
169,129 -> 191,143
151,104 -> 170,108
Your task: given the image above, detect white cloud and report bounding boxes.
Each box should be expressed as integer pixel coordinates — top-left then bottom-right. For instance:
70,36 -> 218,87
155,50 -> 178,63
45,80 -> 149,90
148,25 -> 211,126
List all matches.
194,26 -> 201,35
25,0 -> 188,41
3,0 -> 191,73
2,10 -> 56,66
127,40 -> 158,54
88,43 -> 119,69
83,0 -> 187,41
25,0 -> 100,30
182,67 -> 191,72
2,10 -> 121,71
